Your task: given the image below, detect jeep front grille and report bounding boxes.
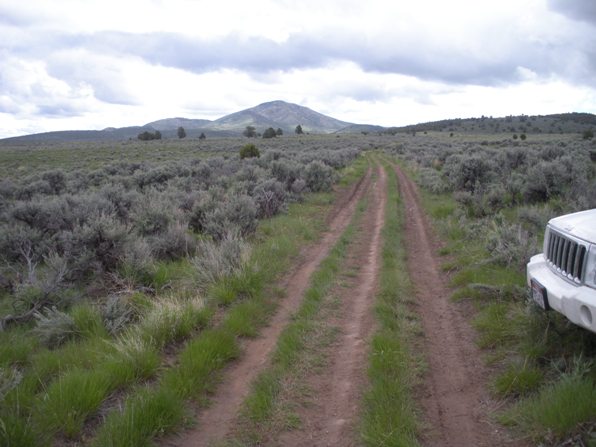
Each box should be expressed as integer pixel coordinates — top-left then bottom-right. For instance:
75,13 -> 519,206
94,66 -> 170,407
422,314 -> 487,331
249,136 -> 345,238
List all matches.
546,230 -> 587,283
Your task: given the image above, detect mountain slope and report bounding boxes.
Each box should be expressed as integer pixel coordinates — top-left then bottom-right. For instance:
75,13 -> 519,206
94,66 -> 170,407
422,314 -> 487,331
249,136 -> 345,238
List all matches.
146,117 -> 212,131
206,100 -> 354,133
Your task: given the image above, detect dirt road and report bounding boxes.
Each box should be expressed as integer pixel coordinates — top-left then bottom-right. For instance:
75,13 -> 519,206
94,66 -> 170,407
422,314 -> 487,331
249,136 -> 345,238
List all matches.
164,168 -> 372,447
393,163 -> 519,447
165,161 -> 519,447
279,165 -> 387,447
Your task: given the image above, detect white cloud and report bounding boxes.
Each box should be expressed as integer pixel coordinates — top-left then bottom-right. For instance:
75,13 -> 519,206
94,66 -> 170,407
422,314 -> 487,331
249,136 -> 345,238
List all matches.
0,0 -> 595,138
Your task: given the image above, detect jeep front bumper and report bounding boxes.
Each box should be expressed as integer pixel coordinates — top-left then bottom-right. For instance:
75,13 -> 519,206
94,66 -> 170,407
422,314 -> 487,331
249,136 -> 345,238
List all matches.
527,254 -> 596,333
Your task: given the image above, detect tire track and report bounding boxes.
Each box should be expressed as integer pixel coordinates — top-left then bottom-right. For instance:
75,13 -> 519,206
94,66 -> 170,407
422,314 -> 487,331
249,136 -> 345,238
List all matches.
163,168 -> 373,447
393,163 -> 522,447
280,163 -> 387,447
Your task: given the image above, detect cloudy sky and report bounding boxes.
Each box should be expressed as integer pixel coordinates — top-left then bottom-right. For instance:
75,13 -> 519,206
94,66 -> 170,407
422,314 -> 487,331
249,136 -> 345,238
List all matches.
1,0 -> 595,138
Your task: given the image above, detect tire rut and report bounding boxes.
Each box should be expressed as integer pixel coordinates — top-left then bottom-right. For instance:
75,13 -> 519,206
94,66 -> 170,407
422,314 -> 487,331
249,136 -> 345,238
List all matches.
393,163 -> 524,447
279,164 -> 387,447
163,168 -> 373,447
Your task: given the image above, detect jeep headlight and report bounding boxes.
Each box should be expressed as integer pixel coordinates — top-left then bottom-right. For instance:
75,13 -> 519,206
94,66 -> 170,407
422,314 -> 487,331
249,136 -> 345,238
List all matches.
585,245 -> 596,290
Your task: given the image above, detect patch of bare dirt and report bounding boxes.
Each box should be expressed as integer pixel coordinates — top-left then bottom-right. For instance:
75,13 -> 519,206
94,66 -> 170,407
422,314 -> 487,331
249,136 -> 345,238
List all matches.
278,165 -> 387,447
393,164 -> 524,447
162,169 -> 373,447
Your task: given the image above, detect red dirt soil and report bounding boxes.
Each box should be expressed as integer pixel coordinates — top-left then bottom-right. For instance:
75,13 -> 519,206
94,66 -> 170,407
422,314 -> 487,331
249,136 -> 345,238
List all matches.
162,169 -> 373,447
279,164 -> 387,447
393,164 -> 525,447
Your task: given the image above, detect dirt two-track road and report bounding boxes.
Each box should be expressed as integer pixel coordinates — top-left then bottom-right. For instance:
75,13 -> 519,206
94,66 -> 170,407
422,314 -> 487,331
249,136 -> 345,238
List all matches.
164,160 -> 521,447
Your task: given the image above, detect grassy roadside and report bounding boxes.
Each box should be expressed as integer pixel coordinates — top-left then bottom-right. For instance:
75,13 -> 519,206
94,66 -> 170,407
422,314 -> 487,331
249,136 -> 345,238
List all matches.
360,157 -> 423,447
223,163 -> 371,446
405,161 -> 596,445
0,155 -> 370,447
90,155 -> 372,446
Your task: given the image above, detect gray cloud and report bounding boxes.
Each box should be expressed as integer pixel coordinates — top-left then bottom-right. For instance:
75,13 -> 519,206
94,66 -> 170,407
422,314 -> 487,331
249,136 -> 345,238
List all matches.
36,103 -> 84,117
548,0 -> 596,25
45,55 -> 140,106
68,29 -> 593,89
1,25 -> 594,102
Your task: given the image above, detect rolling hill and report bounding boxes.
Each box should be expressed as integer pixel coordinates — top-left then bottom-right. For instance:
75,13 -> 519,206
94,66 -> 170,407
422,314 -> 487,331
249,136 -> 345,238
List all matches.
1,100 -> 359,142
1,100 -> 595,143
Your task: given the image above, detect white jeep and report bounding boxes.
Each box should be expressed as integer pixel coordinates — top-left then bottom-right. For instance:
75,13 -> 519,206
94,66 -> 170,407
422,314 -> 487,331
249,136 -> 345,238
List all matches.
527,209 -> 596,333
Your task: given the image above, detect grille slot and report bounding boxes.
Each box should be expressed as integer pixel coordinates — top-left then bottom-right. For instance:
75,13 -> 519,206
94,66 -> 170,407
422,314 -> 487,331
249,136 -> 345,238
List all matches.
546,230 -> 587,283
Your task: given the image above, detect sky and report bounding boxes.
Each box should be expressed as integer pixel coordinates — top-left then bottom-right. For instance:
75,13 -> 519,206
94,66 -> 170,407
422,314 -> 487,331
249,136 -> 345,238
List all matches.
1,0 -> 595,138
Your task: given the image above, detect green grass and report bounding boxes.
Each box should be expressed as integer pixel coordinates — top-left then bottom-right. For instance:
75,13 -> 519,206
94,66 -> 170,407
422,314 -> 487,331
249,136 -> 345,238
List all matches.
0,326 -> 38,366
163,329 -> 240,398
501,373 -> 596,442
34,368 -> 114,438
71,302 -> 109,339
91,173 -> 363,446
493,360 -> 543,397
93,387 -> 186,447
338,153 -> 371,187
361,157 -> 422,447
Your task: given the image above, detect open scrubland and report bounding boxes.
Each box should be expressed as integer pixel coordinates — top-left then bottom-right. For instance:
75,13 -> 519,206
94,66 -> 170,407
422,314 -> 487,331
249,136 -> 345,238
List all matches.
0,135 -> 359,445
0,131 -> 594,446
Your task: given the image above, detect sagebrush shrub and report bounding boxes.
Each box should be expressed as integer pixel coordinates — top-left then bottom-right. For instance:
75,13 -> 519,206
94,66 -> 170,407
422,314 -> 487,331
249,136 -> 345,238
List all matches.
102,295 -> 138,335
443,154 -> 496,193
0,367 -> 23,401
270,160 -> 302,189
118,238 -> 154,285
33,306 -> 79,348
202,194 -> 257,240
70,213 -> 130,273
485,216 -> 538,270
132,199 -> 173,237
41,170 -> 67,195
148,222 -> 196,260
253,179 -> 287,218
305,160 -> 334,192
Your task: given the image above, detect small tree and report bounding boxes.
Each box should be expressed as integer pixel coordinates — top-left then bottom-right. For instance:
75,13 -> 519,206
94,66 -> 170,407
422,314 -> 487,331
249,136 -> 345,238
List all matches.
243,126 -> 257,138
276,128 -> 283,136
295,124 -> 303,135
240,143 -> 260,159
262,127 -> 277,139
199,132 -> 206,140
177,126 -> 186,139
520,133 -> 527,140
138,131 -> 161,141
583,129 -> 594,140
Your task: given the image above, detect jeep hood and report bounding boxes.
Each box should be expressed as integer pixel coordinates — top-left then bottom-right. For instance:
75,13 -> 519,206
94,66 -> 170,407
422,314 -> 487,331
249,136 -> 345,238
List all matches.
549,209 -> 596,243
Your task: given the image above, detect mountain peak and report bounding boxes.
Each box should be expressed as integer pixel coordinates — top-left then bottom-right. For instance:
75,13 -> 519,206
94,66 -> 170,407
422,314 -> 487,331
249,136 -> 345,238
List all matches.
205,100 -> 352,133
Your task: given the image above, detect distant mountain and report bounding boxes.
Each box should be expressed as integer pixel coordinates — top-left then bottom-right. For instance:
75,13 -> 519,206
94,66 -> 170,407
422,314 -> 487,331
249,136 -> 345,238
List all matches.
335,124 -> 387,134
2,102 -> 594,143
204,100 -> 354,133
1,126 -> 153,143
146,117 -> 212,131
1,100 -> 359,142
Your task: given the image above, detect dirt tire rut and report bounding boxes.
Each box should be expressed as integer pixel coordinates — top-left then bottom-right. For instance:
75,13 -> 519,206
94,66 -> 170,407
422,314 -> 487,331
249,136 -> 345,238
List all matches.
393,163 -> 523,447
279,164 -> 387,447
163,168 -> 373,447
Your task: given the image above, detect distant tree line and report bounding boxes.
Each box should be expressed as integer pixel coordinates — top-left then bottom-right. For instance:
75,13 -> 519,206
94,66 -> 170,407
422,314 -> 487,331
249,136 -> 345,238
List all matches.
242,125 -> 304,138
